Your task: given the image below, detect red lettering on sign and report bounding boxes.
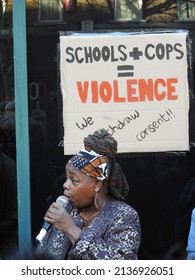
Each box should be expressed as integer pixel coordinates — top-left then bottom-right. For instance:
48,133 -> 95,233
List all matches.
76,78 -> 178,103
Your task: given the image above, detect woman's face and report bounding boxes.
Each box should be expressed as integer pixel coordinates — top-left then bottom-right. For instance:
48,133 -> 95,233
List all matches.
63,161 -> 96,208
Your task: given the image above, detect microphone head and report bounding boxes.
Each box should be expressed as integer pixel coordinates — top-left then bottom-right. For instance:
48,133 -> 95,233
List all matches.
56,195 -> 68,207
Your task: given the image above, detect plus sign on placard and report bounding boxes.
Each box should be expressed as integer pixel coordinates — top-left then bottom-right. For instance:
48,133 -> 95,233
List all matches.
129,47 -> 143,60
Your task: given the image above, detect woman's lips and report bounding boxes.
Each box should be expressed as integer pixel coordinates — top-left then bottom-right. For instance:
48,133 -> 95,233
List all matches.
64,194 -> 72,202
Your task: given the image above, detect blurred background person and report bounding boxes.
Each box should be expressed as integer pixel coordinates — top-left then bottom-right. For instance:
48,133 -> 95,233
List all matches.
186,207 -> 195,260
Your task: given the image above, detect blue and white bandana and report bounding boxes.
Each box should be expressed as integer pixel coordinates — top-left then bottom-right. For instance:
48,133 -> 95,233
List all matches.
70,147 -> 109,181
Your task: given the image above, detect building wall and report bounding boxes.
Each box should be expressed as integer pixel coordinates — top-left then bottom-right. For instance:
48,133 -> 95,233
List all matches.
2,0 -> 178,29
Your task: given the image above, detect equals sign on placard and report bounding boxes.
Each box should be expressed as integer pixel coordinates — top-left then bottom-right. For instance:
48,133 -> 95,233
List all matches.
117,65 -> 134,77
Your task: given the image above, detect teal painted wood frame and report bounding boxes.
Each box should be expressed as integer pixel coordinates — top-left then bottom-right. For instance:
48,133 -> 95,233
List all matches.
12,0 -> 32,252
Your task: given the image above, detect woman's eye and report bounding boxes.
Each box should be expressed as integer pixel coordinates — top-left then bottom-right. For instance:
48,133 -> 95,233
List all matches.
65,176 -> 77,185
71,178 -> 77,185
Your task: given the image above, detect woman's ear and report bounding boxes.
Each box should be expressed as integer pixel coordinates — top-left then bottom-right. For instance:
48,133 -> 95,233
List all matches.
94,180 -> 102,191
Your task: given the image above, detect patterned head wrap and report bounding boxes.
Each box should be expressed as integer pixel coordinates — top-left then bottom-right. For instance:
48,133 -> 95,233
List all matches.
70,146 -> 110,181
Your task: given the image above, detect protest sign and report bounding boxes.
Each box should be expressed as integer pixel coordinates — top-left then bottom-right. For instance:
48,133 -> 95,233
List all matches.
60,31 -> 190,154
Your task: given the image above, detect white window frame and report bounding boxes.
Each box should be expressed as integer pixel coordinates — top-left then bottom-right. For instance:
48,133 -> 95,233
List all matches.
38,0 -> 63,23
114,0 -> 143,21
178,0 -> 195,20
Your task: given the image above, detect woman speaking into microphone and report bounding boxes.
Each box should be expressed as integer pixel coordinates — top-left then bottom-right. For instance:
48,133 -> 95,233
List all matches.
37,128 -> 141,260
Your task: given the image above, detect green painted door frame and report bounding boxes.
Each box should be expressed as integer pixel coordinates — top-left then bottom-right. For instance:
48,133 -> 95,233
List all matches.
12,0 -> 32,252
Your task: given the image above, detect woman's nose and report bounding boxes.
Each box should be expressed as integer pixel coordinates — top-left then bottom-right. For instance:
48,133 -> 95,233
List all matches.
63,179 -> 70,190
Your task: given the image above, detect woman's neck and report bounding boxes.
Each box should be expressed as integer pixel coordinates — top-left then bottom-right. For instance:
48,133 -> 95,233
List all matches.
79,197 -> 107,219
79,199 -> 107,229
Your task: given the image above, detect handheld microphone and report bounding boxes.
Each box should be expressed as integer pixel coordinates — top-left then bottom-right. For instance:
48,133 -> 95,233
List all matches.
36,195 -> 68,243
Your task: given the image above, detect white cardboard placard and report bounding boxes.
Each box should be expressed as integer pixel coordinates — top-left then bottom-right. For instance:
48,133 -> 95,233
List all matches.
60,31 -> 190,154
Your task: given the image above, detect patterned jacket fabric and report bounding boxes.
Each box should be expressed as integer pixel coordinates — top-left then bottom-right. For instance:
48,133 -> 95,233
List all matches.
38,199 -> 141,260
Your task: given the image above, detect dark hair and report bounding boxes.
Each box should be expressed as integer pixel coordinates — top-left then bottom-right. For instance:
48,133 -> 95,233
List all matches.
84,128 -> 129,200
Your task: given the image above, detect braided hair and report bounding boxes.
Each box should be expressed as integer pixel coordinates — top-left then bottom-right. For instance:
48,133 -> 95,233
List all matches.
84,128 -> 129,201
